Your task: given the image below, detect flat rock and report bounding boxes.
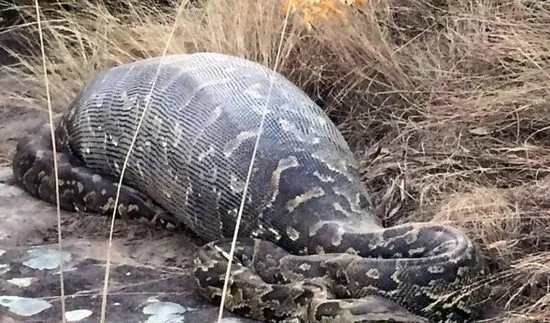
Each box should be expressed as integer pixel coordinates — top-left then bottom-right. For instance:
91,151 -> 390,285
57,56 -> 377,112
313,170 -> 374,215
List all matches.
0,167 -> 257,323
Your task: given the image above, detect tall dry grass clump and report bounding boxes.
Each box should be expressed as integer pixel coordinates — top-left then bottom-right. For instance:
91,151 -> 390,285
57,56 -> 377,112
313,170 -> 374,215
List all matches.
1,0 -> 550,321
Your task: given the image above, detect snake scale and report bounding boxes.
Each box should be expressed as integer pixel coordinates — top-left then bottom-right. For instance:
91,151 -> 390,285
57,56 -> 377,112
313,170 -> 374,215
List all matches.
11,52 -> 490,322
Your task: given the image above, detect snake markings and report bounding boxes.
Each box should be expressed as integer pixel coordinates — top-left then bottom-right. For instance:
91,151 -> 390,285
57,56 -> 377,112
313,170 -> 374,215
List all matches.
12,52 -> 490,322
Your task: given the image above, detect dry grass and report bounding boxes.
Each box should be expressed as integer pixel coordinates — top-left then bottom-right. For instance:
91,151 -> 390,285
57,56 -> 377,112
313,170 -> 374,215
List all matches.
1,0 -> 550,321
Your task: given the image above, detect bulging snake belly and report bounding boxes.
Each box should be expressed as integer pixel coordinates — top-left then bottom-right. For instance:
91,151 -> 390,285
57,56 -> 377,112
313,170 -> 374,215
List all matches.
11,52 -> 490,322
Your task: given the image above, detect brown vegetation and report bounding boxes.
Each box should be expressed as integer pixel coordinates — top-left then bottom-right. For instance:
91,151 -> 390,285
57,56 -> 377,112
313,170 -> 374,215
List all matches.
1,0 -> 549,321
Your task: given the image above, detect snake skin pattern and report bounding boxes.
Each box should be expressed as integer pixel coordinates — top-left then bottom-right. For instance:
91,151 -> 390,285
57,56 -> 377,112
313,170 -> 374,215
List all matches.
11,52 -> 490,322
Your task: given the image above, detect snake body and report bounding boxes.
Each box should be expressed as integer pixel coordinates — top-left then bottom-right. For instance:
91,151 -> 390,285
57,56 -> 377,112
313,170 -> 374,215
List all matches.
11,52 -> 489,322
